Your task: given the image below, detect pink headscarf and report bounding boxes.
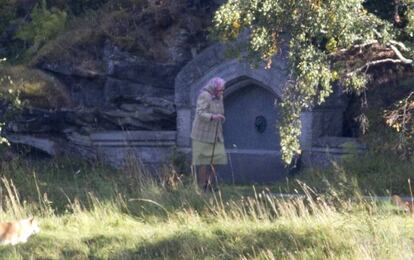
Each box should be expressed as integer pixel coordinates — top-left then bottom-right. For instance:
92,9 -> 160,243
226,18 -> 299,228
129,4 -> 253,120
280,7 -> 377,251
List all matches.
201,77 -> 226,99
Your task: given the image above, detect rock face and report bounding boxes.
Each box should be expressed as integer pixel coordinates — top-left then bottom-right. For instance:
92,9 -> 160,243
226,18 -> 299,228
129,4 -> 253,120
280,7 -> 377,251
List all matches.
29,43 -> 178,133
0,1 -> 226,162
5,1 -> 222,140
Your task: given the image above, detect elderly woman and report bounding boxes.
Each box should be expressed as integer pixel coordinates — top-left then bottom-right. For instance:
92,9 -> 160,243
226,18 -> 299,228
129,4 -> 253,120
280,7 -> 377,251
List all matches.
191,77 -> 227,191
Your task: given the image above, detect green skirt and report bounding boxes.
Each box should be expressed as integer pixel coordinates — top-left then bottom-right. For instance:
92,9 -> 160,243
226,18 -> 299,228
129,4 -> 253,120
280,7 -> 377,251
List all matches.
192,140 -> 228,165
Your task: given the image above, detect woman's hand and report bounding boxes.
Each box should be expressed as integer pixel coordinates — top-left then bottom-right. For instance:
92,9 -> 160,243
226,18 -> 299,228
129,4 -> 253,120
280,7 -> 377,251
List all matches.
211,114 -> 225,121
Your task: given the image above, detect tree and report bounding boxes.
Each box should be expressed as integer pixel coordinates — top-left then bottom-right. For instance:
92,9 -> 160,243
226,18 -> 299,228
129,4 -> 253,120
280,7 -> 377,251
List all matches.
213,0 -> 414,163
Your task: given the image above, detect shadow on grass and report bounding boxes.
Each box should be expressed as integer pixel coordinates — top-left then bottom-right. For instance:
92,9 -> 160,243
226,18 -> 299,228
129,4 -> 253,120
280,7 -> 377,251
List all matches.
0,227 -> 353,259
0,236 -> 89,259
105,227 -> 353,259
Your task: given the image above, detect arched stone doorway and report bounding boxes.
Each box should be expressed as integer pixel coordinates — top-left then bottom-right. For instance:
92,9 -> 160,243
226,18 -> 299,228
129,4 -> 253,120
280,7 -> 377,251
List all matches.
175,43 -> 302,183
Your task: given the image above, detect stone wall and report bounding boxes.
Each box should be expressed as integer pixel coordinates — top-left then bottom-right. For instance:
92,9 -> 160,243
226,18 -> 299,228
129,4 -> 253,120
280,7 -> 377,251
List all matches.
90,131 -> 177,168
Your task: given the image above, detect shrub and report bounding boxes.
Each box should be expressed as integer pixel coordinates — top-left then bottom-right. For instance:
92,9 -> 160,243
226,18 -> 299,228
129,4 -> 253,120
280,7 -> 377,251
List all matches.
15,0 -> 67,56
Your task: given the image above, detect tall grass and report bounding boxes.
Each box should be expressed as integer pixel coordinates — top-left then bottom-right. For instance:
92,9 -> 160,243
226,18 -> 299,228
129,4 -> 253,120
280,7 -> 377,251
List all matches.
275,151 -> 414,197
0,156 -> 412,259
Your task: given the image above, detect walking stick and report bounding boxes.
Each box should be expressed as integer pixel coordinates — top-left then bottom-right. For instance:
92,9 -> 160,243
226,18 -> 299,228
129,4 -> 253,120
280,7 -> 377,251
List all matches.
208,121 -> 220,190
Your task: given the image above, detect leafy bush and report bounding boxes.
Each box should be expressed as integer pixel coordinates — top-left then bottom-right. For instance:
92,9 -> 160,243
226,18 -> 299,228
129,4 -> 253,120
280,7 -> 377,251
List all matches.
15,0 -> 67,56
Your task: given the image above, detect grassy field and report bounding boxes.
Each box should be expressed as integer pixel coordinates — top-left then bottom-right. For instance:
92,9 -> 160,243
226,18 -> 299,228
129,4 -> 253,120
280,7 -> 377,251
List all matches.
0,157 -> 412,259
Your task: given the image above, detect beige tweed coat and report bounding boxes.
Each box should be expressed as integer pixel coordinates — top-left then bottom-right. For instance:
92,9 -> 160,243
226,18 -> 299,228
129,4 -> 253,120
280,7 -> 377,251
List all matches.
191,91 -> 224,143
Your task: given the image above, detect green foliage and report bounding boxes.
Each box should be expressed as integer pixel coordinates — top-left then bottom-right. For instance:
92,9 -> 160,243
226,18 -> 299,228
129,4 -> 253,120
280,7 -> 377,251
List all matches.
15,0 -> 67,56
213,0 -> 412,164
0,0 -> 112,61
401,0 -> 414,37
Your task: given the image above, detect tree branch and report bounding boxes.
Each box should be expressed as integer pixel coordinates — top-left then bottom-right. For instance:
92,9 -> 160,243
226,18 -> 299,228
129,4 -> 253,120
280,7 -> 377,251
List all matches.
332,40 -> 379,57
388,44 -> 413,64
346,58 -> 404,77
389,40 -> 409,52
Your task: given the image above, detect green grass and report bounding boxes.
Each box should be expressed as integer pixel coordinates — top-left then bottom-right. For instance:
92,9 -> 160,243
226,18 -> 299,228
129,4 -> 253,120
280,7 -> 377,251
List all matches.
0,156 -> 412,259
3,211 -> 413,259
272,150 -> 414,197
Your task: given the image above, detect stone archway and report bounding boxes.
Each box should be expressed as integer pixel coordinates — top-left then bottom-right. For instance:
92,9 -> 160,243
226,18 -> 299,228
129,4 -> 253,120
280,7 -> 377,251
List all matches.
175,43 -> 291,143
174,43 -> 308,183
